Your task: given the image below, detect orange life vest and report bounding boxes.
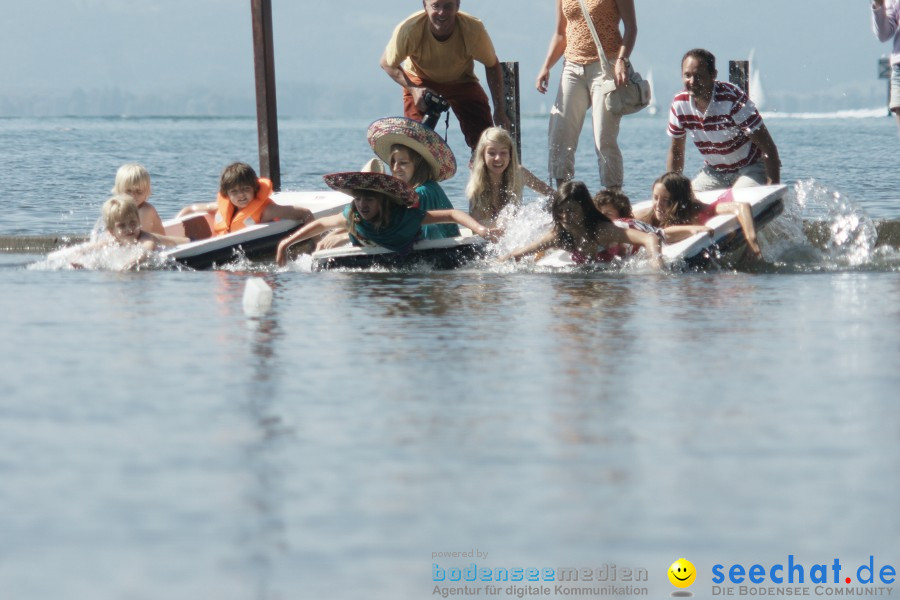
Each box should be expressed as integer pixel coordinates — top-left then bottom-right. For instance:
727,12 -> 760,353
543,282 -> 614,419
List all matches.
213,178 -> 274,236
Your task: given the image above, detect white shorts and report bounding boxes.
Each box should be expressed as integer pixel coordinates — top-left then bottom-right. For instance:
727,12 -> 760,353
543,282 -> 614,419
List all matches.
891,64 -> 900,111
692,161 -> 767,193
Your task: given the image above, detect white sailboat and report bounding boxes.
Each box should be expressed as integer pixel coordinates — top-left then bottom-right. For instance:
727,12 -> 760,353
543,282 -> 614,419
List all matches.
748,49 -> 766,110
646,68 -> 658,116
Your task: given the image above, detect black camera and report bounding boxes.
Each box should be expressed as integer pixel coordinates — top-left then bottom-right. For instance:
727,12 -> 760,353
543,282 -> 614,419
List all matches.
421,91 -> 450,130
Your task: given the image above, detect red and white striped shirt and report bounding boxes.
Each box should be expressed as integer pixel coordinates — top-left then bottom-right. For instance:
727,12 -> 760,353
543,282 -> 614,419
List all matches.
668,81 -> 764,172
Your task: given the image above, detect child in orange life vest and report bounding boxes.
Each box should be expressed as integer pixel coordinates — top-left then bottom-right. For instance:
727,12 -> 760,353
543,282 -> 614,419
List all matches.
176,162 -> 312,235
112,164 -> 166,235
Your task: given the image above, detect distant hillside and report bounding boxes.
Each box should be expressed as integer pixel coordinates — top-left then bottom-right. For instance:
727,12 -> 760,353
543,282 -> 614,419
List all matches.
0,80 -> 891,118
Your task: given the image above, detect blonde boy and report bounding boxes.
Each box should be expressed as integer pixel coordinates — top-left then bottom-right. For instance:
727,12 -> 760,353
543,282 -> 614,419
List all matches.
103,194 -> 187,250
112,164 -> 165,235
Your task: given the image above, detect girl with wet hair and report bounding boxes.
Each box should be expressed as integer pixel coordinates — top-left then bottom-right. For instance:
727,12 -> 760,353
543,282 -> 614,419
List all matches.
501,180 -> 661,267
635,171 -> 762,254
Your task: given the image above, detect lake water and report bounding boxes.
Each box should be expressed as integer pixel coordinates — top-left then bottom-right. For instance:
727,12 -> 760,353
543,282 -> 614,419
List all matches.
0,114 -> 898,600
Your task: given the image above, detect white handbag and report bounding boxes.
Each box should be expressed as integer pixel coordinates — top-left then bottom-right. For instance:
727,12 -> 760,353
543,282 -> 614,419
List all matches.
576,0 -> 651,115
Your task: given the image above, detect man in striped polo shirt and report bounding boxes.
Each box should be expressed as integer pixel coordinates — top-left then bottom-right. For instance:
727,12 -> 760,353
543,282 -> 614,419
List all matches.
666,48 -> 781,192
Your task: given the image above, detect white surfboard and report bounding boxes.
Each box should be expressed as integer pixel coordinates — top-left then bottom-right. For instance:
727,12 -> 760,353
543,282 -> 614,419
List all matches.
161,190 -> 350,269
535,184 -> 787,269
311,233 -> 487,271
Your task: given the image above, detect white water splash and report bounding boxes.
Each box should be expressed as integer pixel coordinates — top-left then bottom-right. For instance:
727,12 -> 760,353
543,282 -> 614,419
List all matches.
282,252 -> 315,273
29,242 -> 177,271
758,180 -> 898,271
493,200 -> 553,258
795,180 -> 879,267
483,200 -> 662,274
761,108 -> 887,120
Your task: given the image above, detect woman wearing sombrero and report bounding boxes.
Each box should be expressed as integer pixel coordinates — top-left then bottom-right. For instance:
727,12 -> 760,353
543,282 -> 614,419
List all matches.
368,117 -> 460,241
275,170 -> 498,266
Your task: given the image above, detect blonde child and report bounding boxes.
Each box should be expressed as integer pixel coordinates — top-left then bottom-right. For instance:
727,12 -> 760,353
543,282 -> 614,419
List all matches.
176,162 -> 312,236
634,171 -> 761,254
111,164 -> 165,235
466,127 -> 554,226
49,195 -> 186,270
276,171 -> 498,266
501,181 -> 662,268
102,194 -> 187,250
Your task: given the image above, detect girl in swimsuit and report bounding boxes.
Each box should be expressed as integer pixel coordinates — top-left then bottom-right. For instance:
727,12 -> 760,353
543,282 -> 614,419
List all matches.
634,172 -> 762,255
500,180 -> 661,268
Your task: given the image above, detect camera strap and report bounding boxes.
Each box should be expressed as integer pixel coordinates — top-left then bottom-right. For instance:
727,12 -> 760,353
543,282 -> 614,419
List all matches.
440,110 -> 450,141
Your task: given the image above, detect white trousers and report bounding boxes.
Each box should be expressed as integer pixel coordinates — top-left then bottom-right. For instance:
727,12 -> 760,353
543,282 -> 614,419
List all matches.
548,60 -> 624,189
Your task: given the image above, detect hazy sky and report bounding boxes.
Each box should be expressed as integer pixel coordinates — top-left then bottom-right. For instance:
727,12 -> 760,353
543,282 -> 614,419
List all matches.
0,0 -> 892,115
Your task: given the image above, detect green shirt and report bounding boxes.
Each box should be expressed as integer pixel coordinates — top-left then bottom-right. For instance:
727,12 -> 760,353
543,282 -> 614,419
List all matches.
344,204 -> 427,253
416,181 -> 460,240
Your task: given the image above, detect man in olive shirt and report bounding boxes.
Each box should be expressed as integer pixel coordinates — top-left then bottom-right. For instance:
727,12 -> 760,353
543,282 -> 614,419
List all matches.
380,0 -> 511,149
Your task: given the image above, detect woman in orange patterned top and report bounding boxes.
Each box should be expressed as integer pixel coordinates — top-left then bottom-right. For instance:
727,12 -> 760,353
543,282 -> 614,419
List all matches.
536,0 -> 637,191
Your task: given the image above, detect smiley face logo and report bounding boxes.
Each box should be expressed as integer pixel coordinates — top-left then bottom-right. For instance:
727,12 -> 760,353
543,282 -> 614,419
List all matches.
668,558 -> 696,588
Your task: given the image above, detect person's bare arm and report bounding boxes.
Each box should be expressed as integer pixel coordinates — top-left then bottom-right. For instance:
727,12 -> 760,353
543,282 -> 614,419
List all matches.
661,225 -> 713,244
747,124 -> 781,184
484,60 -> 511,130
422,209 -> 501,241
613,0 -> 637,86
498,229 -> 557,262
315,229 -> 350,251
276,213 -> 346,266
380,51 -> 430,113
521,166 -> 554,197
176,202 -> 217,220
667,136 -> 686,174
716,202 -> 761,257
262,203 -> 313,224
535,0 -> 566,94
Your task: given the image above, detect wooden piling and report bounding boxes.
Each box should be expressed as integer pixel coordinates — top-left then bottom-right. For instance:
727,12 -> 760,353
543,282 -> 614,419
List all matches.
250,0 -> 281,191
729,60 -> 750,95
502,62 -> 522,161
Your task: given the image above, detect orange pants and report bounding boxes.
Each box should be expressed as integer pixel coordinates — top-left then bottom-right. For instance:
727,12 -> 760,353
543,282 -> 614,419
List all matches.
402,75 -> 494,150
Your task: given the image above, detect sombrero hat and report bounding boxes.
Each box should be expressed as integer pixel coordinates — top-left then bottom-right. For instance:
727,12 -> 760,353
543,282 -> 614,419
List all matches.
360,157 -> 386,174
367,116 -> 457,182
322,171 -> 418,206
